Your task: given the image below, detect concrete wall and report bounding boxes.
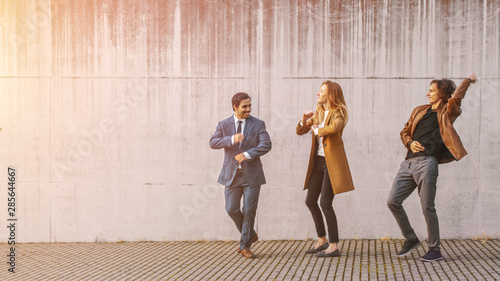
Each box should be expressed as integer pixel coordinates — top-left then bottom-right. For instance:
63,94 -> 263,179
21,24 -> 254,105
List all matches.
0,0 -> 499,242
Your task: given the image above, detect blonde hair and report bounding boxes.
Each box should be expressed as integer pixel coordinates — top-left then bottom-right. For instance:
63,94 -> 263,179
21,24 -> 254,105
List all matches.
313,81 -> 349,128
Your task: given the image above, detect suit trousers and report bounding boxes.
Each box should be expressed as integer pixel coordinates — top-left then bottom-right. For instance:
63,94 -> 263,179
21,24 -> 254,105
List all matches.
387,156 -> 440,249
305,156 -> 339,243
225,169 -> 260,250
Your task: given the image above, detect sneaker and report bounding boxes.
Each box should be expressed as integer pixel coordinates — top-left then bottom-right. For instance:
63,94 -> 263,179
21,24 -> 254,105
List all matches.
397,239 -> 421,257
420,248 -> 443,262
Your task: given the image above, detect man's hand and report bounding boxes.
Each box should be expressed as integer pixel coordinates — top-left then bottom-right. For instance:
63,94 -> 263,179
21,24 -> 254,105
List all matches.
410,141 -> 425,153
311,124 -> 319,131
234,133 -> 244,144
302,110 -> 314,123
468,73 -> 477,83
235,153 -> 248,163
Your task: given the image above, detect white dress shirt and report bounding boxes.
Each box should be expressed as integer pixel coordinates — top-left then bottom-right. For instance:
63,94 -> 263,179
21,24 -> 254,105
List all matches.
316,110 -> 329,157
231,115 -> 251,167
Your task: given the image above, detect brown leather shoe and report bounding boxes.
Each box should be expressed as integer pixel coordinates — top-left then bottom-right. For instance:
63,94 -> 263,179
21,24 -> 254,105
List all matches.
241,248 -> 256,258
237,233 -> 258,254
251,234 -> 259,243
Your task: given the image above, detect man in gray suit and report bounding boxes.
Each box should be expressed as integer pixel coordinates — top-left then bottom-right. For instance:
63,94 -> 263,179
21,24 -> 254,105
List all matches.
210,92 -> 272,258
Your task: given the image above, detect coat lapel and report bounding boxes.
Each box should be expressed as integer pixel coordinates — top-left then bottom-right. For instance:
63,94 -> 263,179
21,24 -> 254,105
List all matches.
243,116 -> 252,135
240,116 -> 254,148
325,110 -> 334,125
241,116 -> 254,147
225,116 -> 236,135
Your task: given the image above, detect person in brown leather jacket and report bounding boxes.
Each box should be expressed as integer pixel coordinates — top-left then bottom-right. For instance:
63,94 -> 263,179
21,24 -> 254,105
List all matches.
387,73 -> 477,262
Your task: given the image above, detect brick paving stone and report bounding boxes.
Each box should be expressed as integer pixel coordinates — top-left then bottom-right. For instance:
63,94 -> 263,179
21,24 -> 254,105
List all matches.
0,239 -> 499,280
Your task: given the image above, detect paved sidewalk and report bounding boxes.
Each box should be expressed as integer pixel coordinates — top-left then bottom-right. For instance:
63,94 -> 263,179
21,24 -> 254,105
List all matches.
1,239 -> 499,280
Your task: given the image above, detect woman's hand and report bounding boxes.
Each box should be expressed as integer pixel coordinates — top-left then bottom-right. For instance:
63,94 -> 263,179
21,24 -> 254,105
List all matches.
311,124 -> 319,134
302,110 -> 314,123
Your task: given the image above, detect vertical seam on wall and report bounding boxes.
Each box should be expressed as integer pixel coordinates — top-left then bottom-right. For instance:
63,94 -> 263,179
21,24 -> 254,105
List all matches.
49,0 -> 53,243
257,1 -> 262,118
477,0 -> 488,235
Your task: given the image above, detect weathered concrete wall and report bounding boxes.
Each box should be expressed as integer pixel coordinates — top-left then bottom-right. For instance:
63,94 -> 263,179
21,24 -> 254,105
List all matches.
0,0 -> 499,242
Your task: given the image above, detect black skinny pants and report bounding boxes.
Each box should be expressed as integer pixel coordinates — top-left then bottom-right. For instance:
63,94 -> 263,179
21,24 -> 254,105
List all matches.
305,156 -> 339,243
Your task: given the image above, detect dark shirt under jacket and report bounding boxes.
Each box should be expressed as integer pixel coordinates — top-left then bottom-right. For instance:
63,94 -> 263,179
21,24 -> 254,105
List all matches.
406,108 -> 445,159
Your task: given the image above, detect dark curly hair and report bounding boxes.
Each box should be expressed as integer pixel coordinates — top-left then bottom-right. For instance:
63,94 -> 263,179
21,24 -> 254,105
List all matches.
430,79 -> 456,103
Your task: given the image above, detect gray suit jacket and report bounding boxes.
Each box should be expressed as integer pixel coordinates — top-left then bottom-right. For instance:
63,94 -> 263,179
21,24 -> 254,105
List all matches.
210,115 -> 272,187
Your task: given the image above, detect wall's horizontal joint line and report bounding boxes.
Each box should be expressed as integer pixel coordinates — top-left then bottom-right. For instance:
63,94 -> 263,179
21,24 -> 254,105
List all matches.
1,76 -> 497,80
280,77 -> 498,80
0,76 -> 250,79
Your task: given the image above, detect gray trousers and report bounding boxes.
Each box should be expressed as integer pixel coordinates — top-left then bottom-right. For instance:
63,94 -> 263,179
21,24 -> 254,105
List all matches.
387,156 -> 440,249
225,169 -> 260,250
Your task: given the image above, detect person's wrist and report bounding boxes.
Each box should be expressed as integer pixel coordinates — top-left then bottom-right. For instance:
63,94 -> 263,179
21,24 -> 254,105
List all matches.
407,141 -> 413,149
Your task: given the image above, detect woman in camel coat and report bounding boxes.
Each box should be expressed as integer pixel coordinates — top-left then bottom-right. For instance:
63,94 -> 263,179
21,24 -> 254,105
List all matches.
296,80 -> 354,257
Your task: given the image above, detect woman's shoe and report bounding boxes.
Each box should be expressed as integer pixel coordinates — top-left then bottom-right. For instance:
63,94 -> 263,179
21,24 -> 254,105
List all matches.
305,242 -> 329,254
316,249 -> 340,257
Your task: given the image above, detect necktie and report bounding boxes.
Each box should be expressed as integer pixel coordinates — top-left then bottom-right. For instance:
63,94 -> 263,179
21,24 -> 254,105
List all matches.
237,120 -> 242,134
236,120 -> 242,148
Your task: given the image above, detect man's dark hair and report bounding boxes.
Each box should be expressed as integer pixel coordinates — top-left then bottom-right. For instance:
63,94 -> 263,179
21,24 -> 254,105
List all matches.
232,92 -> 251,111
431,79 -> 456,103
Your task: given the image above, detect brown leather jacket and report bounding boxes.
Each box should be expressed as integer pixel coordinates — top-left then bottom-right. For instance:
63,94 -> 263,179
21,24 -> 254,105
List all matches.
400,78 -> 473,164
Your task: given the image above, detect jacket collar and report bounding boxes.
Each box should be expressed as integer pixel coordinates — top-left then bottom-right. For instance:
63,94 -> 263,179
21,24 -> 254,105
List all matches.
226,114 -> 253,135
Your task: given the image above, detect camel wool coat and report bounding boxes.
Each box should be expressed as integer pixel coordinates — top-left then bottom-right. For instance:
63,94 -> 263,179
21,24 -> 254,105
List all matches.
296,109 -> 354,194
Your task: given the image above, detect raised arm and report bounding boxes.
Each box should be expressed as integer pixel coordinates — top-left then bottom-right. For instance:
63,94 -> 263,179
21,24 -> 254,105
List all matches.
447,73 -> 477,118
296,110 -> 314,135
